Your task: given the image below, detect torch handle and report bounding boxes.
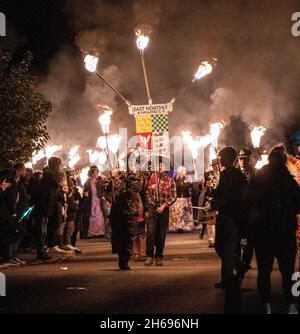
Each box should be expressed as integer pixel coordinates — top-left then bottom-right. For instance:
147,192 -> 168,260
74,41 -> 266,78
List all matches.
95,71 -> 131,106
255,147 -> 262,160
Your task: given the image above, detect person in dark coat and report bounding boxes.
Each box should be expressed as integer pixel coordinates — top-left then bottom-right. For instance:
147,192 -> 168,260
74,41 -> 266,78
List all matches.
245,145 -> 300,314
107,157 -> 149,270
211,147 -> 248,314
0,174 -> 11,200
62,175 -> 81,253
236,148 -> 256,270
34,157 -> 63,259
0,169 -> 15,266
9,163 -> 29,265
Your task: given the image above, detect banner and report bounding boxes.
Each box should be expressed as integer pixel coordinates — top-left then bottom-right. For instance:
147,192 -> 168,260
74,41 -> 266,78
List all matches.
128,103 -> 173,116
130,103 -> 172,161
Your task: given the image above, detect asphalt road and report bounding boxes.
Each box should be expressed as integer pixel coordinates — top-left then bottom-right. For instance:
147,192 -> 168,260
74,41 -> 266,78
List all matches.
0,232 -> 297,314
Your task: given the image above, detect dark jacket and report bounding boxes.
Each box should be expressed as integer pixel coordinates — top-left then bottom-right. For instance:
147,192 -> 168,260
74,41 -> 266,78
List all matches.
36,169 -> 60,218
16,178 -> 29,219
245,163 -> 300,242
0,180 -> 18,221
176,177 -> 192,199
67,193 -> 79,222
108,171 -> 148,254
211,167 -> 248,229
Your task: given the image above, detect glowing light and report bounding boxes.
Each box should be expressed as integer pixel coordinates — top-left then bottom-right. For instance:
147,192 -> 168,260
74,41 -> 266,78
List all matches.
97,137 -> 107,150
193,61 -> 213,81
255,154 -> 268,170
108,134 -> 121,154
45,145 -> 62,159
84,54 -> 99,73
209,145 -> 218,163
25,162 -> 33,169
182,131 -> 210,160
68,146 -> 81,168
80,167 -> 89,185
251,126 -> 266,148
98,109 -> 113,134
98,152 -> 107,165
136,35 -> 149,51
86,150 -> 99,164
32,150 -> 46,165
210,122 -> 224,149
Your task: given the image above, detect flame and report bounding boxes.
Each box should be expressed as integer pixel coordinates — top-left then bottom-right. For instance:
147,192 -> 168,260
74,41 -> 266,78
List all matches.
97,134 -> 120,154
84,54 -> 99,73
86,150 -> 99,164
193,61 -> 213,81
97,137 -> 107,150
98,109 -> 113,134
80,167 -> 89,185
287,155 -> 300,186
98,152 -> 107,165
209,122 -> 224,149
251,126 -> 266,148
255,154 -> 268,169
32,150 -> 46,165
182,131 -> 210,159
45,145 -> 62,159
25,162 -> 33,169
86,150 -> 107,166
209,145 -> 218,163
108,134 -> 121,154
68,146 -> 81,168
136,35 -> 149,51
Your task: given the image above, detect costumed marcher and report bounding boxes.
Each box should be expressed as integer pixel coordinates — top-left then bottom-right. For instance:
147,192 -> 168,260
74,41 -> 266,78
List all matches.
144,158 -> 177,267
236,148 -> 256,270
107,153 -> 149,270
246,145 -> 300,314
199,162 -> 219,247
81,166 -> 106,238
287,131 -> 300,186
236,148 -> 256,182
169,166 -> 193,233
211,147 -> 248,314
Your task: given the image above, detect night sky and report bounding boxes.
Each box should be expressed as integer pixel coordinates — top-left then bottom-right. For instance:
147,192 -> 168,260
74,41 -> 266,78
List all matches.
0,0 -> 300,154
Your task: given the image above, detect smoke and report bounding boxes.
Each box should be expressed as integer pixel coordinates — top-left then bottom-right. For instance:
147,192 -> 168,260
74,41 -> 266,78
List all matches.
32,0 -> 300,155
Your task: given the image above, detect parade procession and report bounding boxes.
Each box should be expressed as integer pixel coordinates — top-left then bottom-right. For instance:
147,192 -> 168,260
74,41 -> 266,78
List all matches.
0,0 -> 300,317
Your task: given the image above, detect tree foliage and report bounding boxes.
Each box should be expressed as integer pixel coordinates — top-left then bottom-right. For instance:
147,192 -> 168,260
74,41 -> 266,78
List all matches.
0,51 -> 52,168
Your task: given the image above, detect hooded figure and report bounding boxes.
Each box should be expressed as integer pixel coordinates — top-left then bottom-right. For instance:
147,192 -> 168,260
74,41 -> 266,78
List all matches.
246,145 -> 300,314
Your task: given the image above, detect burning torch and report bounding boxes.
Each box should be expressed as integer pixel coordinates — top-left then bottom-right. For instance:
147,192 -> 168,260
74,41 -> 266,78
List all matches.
84,54 -> 131,106
98,109 -> 115,202
135,25 -> 152,105
68,146 -> 81,169
170,59 -> 216,104
182,131 -> 211,179
251,126 -> 266,160
209,122 -> 224,172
